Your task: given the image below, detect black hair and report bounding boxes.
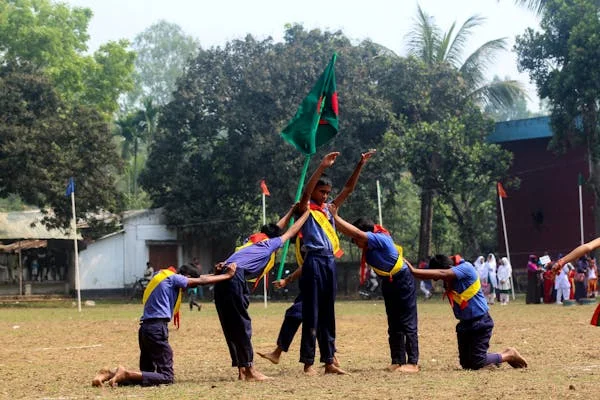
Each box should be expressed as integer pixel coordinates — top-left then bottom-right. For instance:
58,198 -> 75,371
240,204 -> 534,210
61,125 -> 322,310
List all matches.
261,223 -> 283,238
428,254 -> 453,270
316,173 -> 333,188
352,217 -> 375,232
178,263 -> 200,278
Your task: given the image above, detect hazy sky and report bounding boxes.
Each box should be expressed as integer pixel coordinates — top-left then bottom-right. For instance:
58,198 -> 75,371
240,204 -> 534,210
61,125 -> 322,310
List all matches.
65,0 -> 542,107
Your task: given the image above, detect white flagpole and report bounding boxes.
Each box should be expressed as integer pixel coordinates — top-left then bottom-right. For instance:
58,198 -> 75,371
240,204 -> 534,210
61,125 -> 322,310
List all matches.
579,179 -> 584,245
262,192 -> 267,308
498,193 -> 515,300
376,180 -> 383,226
71,188 -> 82,312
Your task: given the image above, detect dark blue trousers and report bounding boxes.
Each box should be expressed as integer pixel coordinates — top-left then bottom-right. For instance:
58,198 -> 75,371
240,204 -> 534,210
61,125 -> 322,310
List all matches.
277,295 -> 303,351
456,312 -> 495,370
138,319 -> 174,386
214,271 -> 253,367
299,252 -> 336,365
381,268 -> 419,365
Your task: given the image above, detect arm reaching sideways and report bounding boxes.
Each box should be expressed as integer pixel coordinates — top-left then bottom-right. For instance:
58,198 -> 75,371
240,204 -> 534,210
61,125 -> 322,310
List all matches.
186,263 -> 238,287
276,202 -> 300,230
298,152 -> 340,213
280,208 -> 311,243
553,237 -> 600,273
332,149 -> 376,207
328,202 -> 368,248
274,265 -> 302,289
405,259 -> 457,282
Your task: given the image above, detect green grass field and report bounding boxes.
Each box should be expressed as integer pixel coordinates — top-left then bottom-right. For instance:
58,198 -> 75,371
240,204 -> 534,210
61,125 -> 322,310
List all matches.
1,296 -> 599,399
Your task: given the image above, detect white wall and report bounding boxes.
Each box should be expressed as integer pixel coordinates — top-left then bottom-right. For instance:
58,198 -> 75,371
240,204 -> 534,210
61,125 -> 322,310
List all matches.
79,232 -> 124,290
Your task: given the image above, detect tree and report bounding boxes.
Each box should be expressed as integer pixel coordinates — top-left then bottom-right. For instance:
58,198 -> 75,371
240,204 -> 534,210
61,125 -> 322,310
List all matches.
141,25 -> 395,260
0,0 -> 135,115
0,62 -> 122,227
515,0 -> 600,244
126,20 -> 200,108
484,76 -> 535,121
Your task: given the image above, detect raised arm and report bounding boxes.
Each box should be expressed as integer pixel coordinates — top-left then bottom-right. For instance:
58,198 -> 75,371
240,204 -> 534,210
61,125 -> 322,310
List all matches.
298,152 -> 340,212
554,237 -> 600,272
332,150 -> 376,207
328,203 -> 368,247
280,208 -> 311,243
186,263 -> 237,287
276,203 -> 299,230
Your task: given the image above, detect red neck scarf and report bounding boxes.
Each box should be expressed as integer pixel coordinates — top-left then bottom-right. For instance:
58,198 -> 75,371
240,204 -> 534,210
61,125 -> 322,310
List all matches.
247,232 -> 269,244
359,225 -> 390,285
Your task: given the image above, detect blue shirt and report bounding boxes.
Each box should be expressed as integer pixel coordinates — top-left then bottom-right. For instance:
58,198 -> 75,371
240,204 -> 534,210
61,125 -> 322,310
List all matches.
300,201 -> 335,253
450,261 -> 488,321
365,232 -> 400,272
225,237 -> 283,278
141,273 -> 188,321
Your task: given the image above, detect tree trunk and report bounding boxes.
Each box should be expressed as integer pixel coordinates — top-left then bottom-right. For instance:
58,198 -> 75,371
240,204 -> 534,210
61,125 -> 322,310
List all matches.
446,194 -> 480,258
418,188 -> 434,261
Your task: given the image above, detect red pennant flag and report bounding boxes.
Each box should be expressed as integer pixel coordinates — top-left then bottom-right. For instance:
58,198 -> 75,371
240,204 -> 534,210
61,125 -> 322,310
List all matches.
497,182 -> 508,198
260,180 -> 270,196
591,303 -> 600,326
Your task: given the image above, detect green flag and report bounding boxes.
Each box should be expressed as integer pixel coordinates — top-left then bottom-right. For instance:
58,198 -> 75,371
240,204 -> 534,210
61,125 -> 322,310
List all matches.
281,54 -> 338,155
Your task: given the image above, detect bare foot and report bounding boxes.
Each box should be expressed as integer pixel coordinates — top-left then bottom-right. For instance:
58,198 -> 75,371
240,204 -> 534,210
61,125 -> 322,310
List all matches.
397,364 -> 420,373
502,348 -> 528,368
238,367 -> 245,381
386,364 -> 401,372
92,367 -> 115,387
333,354 -> 340,367
324,363 -> 347,375
107,365 -> 127,387
303,365 -> 318,376
257,350 -> 280,365
242,366 -> 272,381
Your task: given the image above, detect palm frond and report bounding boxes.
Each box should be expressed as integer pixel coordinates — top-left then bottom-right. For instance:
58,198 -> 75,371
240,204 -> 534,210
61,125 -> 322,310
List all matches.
469,79 -> 526,109
445,15 -> 486,68
459,38 -> 508,90
512,0 -> 547,15
405,4 -> 441,65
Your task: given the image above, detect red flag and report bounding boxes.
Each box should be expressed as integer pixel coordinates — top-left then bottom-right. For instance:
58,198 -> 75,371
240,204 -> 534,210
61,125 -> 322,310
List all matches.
591,303 -> 600,326
260,180 -> 270,196
497,182 -> 508,198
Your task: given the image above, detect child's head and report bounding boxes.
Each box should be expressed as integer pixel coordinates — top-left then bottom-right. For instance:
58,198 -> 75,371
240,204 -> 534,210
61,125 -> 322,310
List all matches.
428,254 -> 453,270
261,223 -> 283,238
310,174 -> 333,205
352,217 -> 375,232
178,263 -> 200,278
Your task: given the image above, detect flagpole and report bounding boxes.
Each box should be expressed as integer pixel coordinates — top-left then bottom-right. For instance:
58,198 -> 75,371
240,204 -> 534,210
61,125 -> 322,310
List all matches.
579,174 -> 584,245
71,190 -> 82,312
262,192 -> 268,308
277,155 -> 311,280
498,193 -> 515,300
376,180 -> 383,226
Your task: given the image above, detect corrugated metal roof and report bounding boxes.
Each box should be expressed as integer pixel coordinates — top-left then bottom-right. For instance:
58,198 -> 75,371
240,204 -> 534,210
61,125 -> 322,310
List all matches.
0,210 -> 80,240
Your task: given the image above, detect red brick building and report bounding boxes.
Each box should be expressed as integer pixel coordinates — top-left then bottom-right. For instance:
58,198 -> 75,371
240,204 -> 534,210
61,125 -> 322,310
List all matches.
490,116 -> 595,273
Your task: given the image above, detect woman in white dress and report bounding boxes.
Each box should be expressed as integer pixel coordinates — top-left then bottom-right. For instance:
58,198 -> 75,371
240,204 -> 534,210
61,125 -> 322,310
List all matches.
484,253 -> 497,305
497,257 -> 512,305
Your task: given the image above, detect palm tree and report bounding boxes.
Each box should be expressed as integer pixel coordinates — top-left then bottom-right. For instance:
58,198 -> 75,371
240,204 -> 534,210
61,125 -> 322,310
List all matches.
406,5 -> 524,111
512,0 -> 547,14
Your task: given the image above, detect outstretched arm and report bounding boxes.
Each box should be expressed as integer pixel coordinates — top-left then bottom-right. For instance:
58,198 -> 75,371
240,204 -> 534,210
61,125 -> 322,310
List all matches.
328,203 -> 368,247
553,237 -> 600,272
274,265 -> 302,289
298,152 -> 340,212
332,150 -> 376,207
186,263 -> 237,287
280,208 -> 311,242
276,202 -> 299,230
405,259 -> 456,282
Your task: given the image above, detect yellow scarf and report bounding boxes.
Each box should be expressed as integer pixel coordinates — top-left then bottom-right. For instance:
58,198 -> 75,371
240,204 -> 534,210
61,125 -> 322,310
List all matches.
143,267 -> 183,329
295,208 -> 343,266
370,244 -> 405,282
445,278 -> 481,310
236,233 -> 276,291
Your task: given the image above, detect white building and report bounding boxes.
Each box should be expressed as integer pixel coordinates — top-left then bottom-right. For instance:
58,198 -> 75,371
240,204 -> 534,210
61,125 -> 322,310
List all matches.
79,208 -> 182,293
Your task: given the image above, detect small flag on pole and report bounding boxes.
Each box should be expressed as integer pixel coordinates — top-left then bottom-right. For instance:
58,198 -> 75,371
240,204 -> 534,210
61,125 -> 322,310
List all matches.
65,177 -> 75,197
497,182 -> 507,198
260,179 -> 270,196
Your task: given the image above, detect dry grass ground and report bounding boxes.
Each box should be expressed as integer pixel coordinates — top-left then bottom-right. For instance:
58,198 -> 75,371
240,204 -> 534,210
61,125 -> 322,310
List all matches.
1,296 -> 599,399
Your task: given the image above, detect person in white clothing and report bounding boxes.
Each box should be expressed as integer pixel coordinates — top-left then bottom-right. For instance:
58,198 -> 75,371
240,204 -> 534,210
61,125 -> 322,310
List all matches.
484,253 -> 497,305
497,257 -> 512,305
555,263 -> 572,304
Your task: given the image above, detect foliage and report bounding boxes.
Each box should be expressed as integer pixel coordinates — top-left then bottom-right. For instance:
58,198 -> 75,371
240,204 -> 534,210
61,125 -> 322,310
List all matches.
0,62 -> 122,228
484,76 -> 536,121
141,25 -> 394,258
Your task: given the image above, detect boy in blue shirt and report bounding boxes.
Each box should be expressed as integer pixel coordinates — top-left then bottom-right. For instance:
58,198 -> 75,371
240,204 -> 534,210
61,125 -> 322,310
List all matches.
214,205 -> 311,381
92,263 -> 237,387
407,254 -> 527,370
330,205 -> 419,373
